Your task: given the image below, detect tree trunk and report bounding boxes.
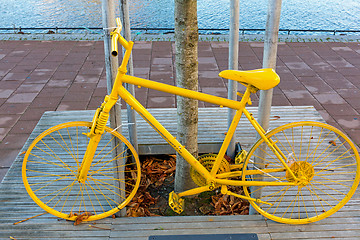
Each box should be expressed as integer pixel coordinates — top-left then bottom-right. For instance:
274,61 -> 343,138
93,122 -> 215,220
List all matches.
174,0 -> 199,193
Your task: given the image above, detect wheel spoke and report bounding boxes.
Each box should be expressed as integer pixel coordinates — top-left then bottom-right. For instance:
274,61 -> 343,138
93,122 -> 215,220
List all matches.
242,121 -> 359,224
23,122 -> 140,221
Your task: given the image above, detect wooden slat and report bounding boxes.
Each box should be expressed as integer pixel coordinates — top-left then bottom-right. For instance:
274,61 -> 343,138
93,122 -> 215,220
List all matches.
1,106 -> 359,239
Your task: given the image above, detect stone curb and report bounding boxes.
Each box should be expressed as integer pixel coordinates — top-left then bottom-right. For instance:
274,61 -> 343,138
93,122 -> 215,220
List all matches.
1,33 -> 360,42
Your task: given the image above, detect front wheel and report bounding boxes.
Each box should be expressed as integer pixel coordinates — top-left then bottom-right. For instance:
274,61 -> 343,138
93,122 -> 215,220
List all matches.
242,121 -> 360,224
22,121 -> 141,222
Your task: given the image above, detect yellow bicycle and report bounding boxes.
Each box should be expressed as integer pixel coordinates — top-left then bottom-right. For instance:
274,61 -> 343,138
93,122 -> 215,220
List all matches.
22,18 -> 360,224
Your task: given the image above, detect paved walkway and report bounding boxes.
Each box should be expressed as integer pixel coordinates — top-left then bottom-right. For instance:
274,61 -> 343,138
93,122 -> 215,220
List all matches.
0,39 -> 360,181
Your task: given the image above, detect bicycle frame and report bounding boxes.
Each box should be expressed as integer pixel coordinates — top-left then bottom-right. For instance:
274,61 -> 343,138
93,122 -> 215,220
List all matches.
77,19 -> 298,195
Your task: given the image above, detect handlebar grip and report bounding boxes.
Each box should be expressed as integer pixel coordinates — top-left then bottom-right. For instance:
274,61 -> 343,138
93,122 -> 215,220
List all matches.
111,18 -> 123,57
111,34 -> 119,57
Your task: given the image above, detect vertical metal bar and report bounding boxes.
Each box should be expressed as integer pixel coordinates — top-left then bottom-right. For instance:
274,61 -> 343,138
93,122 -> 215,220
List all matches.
226,0 -> 240,159
250,0 -> 282,215
101,0 -> 125,217
120,0 -> 138,152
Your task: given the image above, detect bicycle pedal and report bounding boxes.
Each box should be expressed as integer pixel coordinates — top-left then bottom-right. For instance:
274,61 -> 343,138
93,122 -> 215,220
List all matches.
168,191 -> 184,214
235,149 -> 248,164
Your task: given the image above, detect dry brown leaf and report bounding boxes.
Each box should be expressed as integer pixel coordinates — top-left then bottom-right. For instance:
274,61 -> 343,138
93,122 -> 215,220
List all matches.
74,212 -> 93,226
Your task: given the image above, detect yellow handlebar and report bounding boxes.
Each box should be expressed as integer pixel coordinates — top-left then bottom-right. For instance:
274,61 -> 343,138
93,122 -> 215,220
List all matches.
111,18 -> 133,57
111,18 -> 122,56
110,17 -> 134,73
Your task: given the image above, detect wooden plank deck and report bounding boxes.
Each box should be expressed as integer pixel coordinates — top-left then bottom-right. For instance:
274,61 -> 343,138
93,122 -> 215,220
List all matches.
1,106 -> 360,240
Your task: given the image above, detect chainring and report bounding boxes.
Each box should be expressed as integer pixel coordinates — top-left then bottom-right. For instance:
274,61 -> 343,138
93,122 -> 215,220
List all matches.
190,153 -> 230,187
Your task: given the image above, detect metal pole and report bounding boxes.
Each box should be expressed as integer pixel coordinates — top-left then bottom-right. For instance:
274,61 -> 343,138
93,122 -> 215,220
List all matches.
120,0 -> 138,152
226,0 -> 240,159
250,0 -> 282,215
101,0 -> 125,217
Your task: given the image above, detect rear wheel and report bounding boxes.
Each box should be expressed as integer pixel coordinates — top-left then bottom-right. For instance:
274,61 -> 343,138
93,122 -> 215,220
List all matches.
22,121 -> 141,221
242,121 -> 360,224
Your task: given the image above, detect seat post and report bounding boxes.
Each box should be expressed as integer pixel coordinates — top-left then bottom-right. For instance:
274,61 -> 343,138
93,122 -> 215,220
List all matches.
238,85 -> 257,107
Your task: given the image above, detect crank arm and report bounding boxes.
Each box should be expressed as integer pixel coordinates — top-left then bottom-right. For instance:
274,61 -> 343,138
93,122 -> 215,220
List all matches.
221,185 -> 273,206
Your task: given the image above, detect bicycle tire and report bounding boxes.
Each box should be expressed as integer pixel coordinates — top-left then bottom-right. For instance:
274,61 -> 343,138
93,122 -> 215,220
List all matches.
22,121 -> 141,221
242,121 -> 360,224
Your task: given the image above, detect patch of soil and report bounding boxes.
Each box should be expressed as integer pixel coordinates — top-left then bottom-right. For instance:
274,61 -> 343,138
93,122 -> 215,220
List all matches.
127,154 -> 249,217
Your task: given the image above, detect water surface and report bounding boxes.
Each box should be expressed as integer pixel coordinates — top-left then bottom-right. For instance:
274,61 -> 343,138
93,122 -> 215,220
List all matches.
1,0 -> 359,32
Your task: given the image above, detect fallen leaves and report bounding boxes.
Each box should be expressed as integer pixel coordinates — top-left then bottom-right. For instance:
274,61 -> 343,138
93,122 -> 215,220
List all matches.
68,212 -> 93,226
126,155 -> 249,217
211,189 -> 249,215
127,155 -> 176,217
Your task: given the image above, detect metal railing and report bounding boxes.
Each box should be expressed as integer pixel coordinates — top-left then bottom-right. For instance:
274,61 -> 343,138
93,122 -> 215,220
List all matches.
0,26 -> 359,35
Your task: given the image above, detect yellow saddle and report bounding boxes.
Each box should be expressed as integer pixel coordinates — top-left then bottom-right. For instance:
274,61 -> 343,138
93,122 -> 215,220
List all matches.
219,68 -> 280,90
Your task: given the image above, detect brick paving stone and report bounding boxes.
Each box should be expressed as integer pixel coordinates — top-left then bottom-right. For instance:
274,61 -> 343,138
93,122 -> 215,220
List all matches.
199,62 -> 218,71
201,87 -> 227,98
152,58 -> 172,65
11,64 -> 35,73
272,94 -> 291,106
10,120 -> 38,134
37,87 -> 68,98
20,108 -> 47,121
47,79 -> 72,88
337,88 -> 360,99
0,132 -> 29,150
199,78 -> 226,89
57,101 -> 89,111
147,96 -> 176,108
0,103 -> 29,115
347,130 -> 360,146
151,64 -> 173,72
322,104 -> 359,116
29,97 -> 62,110
1,56 -> 24,63
0,128 -> 11,142
240,62 -> 263,70
149,72 -> 174,83
37,61 -> 61,69
51,70 -> 78,80
87,96 -> 105,110
0,115 -> 21,128
0,149 -> 21,167
336,67 -> 360,76
62,91 -> 92,102
133,41 -> 152,49
25,73 -> 52,83
56,64 -> 83,72
336,116 -> 360,130
133,51 -> 151,61
2,72 -> 29,81
15,83 -> 45,93
344,97 -> 360,111
0,98 -> 6,107
7,92 -> 37,103
74,74 -> 101,83
298,76 -> 335,94
0,89 -> 15,98
313,93 -> 347,105
92,87 -> 107,97
68,82 -> 97,92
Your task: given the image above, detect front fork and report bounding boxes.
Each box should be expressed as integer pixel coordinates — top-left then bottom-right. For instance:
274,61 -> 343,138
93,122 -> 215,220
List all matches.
77,134 -> 102,183
77,96 -> 114,183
